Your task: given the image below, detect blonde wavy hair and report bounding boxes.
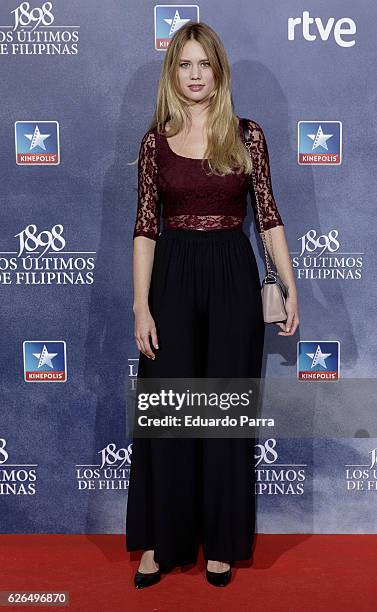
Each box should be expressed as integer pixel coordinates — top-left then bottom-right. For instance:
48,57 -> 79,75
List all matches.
148,21 -> 253,176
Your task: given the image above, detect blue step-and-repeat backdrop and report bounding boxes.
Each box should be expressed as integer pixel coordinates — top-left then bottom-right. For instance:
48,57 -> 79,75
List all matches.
1,1 -> 376,534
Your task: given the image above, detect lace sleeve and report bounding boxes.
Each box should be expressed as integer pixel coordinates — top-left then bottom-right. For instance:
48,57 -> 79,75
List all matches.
247,119 -> 284,234
133,130 -> 161,241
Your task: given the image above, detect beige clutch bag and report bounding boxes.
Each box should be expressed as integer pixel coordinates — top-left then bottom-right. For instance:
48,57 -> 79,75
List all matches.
241,118 -> 288,323
260,271 -> 288,323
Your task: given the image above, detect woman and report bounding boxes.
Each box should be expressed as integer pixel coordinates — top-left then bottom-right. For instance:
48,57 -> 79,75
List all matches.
126,21 -> 299,588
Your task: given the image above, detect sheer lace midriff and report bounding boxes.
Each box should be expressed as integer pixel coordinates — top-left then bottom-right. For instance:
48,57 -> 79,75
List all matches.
163,214 -> 243,231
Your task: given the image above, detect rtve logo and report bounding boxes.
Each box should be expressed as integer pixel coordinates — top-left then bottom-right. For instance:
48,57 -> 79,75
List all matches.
288,11 -> 356,47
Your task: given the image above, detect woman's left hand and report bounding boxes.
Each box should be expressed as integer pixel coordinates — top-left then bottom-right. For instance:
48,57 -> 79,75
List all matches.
276,295 -> 299,336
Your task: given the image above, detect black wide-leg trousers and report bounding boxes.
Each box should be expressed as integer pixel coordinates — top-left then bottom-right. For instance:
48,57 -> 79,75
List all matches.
126,228 -> 265,566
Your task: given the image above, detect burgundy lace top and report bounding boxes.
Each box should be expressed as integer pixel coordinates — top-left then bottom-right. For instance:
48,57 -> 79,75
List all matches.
133,117 -> 284,241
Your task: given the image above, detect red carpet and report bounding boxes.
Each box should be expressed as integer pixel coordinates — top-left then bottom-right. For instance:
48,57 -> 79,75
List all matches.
0,534 -> 374,611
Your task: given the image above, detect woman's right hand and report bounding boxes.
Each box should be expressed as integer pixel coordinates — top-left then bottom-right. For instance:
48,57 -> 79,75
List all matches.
134,307 -> 159,360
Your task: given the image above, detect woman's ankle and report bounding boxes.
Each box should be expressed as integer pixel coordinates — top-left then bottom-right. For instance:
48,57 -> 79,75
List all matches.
206,560 -> 230,572
138,550 -> 159,572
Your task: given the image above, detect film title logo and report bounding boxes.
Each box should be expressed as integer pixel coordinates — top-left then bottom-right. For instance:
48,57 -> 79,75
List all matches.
0,224 -> 96,285
0,2 -> 80,55
346,448 -> 377,492
292,229 -> 363,281
254,438 -> 307,495
76,443 -> 132,490
0,438 -> 38,495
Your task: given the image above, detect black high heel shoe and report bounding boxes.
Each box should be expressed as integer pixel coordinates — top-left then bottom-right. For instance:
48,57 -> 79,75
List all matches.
134,566 -> 161,589
205,562 -> 232,587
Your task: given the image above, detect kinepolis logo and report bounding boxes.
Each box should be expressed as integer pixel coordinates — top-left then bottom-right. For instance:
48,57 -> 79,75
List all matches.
298,121 -> 342,165
154,5 -> 199,51
23,340 -> 67,382
0,1 -> 79,56
254,438 -> 306,495
346,447 -> 377,492
0,224 -> 95,285
75,443 -> 132,491
291,229 -> 363,280
0,438 -> 37,495
15,121 -> 60,165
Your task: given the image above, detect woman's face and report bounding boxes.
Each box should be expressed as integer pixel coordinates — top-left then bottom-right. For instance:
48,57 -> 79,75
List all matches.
177,39 -> 215,105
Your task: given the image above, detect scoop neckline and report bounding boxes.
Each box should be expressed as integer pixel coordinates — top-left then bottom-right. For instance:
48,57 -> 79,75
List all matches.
162,115 -> 242,161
